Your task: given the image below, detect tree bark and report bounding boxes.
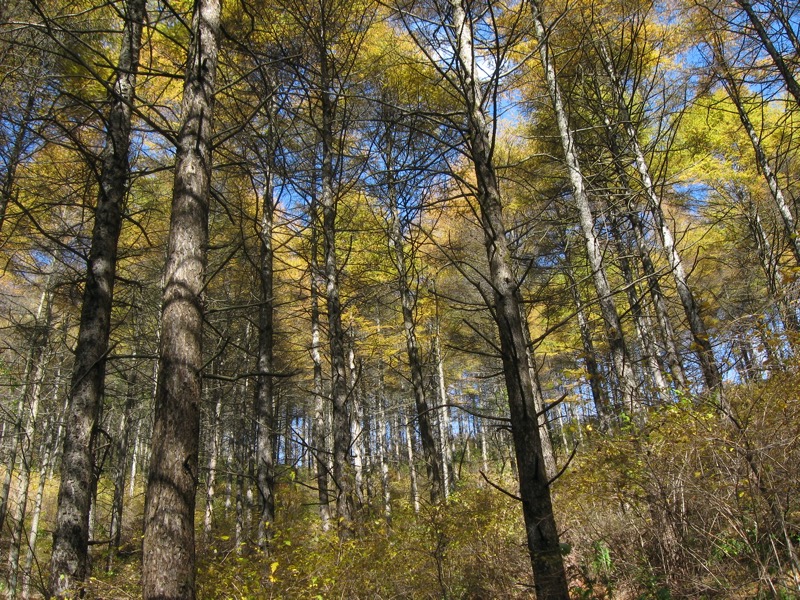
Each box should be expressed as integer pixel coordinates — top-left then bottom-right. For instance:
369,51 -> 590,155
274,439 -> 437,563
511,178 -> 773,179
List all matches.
141,0 -> 220,595
449,2 -> 570,595
255,163 -> 276,550
49,2 -> 146,593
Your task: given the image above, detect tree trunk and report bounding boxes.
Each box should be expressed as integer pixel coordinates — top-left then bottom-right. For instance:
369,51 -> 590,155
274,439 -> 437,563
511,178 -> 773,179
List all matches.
387,174 -> 444,503
7,305 -> 50,597
532,2 -> 640,415
319,73 -> 355,533
733,0 -> 800,106
106,354 -> 138,572
403,406 -> 420,514
49,0 -> 146,594
310,245 -> 331,530
451,2 -> 569,595
565,261 -> 610,423
203,370 -> 223,541
719,62 -> 800,266
598,40 -> 722,393
141,0 -> 220,595
255,164 -> 276,550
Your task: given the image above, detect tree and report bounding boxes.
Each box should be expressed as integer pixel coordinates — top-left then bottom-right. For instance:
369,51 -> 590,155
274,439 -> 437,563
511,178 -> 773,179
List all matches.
48,0 -> 147,593
141,0 -> 221,595
396,0 -> 570,594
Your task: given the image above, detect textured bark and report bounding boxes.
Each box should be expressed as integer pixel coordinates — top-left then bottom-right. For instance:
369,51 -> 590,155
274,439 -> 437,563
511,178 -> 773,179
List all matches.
319,72 -> 355,534
141,0 -> 220,595
450,2 -> 569,595
49,1 -> 146,593
532,2 -> 640,414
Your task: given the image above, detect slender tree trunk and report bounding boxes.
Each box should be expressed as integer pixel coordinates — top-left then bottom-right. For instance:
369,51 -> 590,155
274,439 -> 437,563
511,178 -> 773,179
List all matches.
565,263 -> 610,423
0,285 -> 49,530
610,216 -> 670,404
433,305 -> 455,492
310,247 -> 331,530
532,2 -> 640,414
386,169 -> 444,503
203,373 -> 223,541
7,310 -> 49,597
403,406 -> 420,514
255,164 -> 276,550
450,3 -> 569,595
377,364 -> 392,522
598,41 -> 722,393
142,0 -> 220,595
733,0 -> 800,106
627,210 -> 688,389
106,354 -> 138,572
50,0 -> 146,593
719,64 -> 800,266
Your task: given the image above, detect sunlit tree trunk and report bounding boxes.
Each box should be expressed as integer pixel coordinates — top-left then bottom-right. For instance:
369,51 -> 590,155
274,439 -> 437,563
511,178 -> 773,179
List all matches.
532,1 -> 640,415
449,2 -> 570,594
142,0 -> 220,594
597,41 -> 722,394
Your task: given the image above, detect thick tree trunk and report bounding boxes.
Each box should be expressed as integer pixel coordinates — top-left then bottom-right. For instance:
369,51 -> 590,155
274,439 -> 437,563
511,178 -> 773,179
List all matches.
49,0 -> 146,594
141,0 -> 220,595
451,2 -> 569,596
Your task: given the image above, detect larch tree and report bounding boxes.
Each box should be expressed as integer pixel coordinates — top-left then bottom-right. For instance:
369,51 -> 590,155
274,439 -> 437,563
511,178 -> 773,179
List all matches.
49,0 -> 147,593
141,0 -> 221,596
396,0 -> 570,595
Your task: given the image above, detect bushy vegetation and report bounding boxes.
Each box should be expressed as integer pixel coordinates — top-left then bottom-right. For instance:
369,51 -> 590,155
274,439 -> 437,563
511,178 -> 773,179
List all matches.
28,373 -> 789,598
